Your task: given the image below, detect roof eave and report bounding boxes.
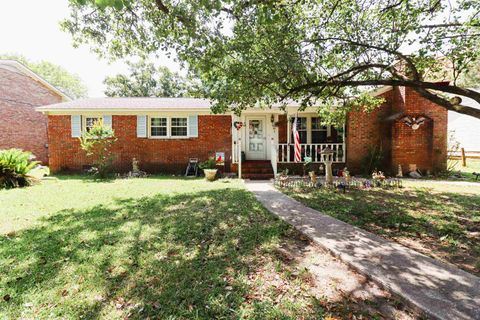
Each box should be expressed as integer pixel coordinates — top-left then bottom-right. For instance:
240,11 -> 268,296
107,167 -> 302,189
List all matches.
0,60 -> 72,101
35,107 -> 215,114
370,86 -> 393,97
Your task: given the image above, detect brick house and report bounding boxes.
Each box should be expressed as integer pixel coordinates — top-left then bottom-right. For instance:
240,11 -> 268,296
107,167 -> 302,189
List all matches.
0,60 -> 69,163
37,86 -> 447,178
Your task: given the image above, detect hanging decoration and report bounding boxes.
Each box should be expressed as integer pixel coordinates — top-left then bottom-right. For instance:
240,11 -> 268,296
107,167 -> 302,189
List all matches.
233,121 -> 243,130
401,116 -> 426,130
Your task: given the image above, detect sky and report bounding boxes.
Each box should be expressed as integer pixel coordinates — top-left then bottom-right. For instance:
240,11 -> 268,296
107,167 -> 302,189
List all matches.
0,0 -> 180,97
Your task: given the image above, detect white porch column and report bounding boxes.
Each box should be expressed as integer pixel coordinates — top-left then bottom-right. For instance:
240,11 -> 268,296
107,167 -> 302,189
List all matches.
238,136 -> 242,179
270,137 -> 277,176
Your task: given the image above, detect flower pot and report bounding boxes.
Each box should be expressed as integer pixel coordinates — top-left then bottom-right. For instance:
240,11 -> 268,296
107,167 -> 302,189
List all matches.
309,171 -> 317,184
203,169 -> 218,181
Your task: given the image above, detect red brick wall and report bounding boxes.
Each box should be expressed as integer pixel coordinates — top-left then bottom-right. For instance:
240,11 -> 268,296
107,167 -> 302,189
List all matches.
346,87 -> 447,174
0,67 -> 63,163
346,90 -> 393,173
390,87 -> 447,173
48,115 -> 233,174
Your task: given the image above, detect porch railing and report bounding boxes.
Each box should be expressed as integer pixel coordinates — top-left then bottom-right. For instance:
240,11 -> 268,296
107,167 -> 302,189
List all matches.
277,143 -> 346,163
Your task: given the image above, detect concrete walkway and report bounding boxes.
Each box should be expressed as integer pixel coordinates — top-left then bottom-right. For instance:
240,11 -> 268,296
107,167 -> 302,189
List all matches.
245,181 -> 480,320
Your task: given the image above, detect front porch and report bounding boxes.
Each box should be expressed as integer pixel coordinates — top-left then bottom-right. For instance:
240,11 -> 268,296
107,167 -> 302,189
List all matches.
231,110 -> 346,177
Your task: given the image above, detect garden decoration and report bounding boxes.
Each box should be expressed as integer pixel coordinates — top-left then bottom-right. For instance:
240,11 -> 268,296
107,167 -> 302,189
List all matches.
199,157 -> 218,181
372,170 -> 385,186
473,172 -> 480,181
117,157 -> 148,178
336,182 -> 347,194
363,180 -> 373,189
402,116 -> 426,130
303,156 -> 313,176
309,171 -> 317,185
319,164 -> 325,175
275,174 -> 402,190
343,167 -> 351,184
320,147 -> 335,185
132,157 -> 140,173
397,164 -> 403,177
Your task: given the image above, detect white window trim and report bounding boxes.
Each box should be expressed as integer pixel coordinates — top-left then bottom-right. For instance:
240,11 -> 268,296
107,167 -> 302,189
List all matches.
147,116 -> 190,139
149,117 -> 169,138
311,117 -> 330,143
287,114 -> 333,144
82,115 -> 103,133
170,117 -> 189,138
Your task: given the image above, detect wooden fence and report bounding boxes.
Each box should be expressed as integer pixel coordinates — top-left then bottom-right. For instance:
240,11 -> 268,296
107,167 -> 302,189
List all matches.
448,149 -> 480,166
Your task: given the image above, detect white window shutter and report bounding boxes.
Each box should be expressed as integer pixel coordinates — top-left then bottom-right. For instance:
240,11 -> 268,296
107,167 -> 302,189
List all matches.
137,115 -> 147,138
188,115 -> 198,137
103,115 -> 112,128
71,115 -> 81,138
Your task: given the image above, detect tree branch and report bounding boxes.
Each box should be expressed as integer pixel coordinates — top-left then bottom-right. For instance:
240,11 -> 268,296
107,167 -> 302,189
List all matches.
286,78 -> 480,118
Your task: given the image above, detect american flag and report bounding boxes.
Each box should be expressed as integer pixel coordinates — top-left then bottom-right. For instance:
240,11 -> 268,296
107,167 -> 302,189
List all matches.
292,115 -> 301,162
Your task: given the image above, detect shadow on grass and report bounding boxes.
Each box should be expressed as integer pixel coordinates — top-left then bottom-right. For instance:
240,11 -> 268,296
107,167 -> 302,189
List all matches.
287,187 -> 480,275
1,187 -> 329,319
51,174 -> 206,183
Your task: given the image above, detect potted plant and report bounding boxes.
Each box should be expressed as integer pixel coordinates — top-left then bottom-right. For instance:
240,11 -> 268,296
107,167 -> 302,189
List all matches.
199,157 -> 218,181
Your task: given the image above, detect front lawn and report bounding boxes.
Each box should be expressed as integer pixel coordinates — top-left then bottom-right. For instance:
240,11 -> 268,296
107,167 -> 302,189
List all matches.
0,176 -> 410,319
283,181 -> 480,276
448,159 -> 480,181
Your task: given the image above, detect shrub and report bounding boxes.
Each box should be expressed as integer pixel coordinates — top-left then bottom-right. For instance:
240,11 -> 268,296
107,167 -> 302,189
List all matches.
199,157 -> 217,170
79,119 -> 117,179
361,144 -> 384,175
0,149 -> 40,189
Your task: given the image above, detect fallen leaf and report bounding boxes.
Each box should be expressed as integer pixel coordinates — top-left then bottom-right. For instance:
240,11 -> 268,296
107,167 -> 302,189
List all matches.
6,231 -> 16,238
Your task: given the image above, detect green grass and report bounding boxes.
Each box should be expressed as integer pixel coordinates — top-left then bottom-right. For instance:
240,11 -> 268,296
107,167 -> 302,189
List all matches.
448,159 -> 480,181
1,175 -> 395,319
283,181 -> 480,276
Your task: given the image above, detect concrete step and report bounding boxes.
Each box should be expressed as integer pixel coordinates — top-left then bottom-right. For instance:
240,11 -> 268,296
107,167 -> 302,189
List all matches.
241,168 -> 274,174
242,173 -> 274,180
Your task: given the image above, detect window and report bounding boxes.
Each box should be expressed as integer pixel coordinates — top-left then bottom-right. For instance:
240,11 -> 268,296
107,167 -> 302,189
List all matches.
290,117 -> 307,143
85,117 -> 100,132
151,117 -> 167,137
171,117 -> 188,137
336,126 -> 345,143
311,117 -> 328,143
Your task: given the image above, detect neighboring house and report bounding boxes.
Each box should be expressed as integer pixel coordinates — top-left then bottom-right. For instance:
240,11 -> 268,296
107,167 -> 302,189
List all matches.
37,86 -> 447,178
0,60 -> 69,163
448,90 -> 480,152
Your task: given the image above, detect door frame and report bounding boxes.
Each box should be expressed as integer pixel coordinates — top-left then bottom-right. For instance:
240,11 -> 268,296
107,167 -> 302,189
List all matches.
245,116 -> 267,160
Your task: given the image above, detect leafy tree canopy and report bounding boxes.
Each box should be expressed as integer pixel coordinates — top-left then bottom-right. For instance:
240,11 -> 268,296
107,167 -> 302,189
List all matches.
62,0 -> 480,120
458,60 -> 480,88
104,59 -> 200,97
0,53 -> 88,99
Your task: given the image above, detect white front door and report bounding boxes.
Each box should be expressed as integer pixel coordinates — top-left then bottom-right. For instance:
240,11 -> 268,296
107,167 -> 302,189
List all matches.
246,117 -> 267,160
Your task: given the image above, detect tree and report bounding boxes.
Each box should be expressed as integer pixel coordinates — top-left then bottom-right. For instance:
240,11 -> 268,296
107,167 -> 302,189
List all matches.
103,60 -> 199,97
458,59 -> 480,88
62,0 -> 480,120
79,119 -> 117,178
0,53 -> 88,99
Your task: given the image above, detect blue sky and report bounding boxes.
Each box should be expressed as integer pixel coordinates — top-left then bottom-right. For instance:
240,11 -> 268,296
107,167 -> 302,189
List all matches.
0,0 -> 180,97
